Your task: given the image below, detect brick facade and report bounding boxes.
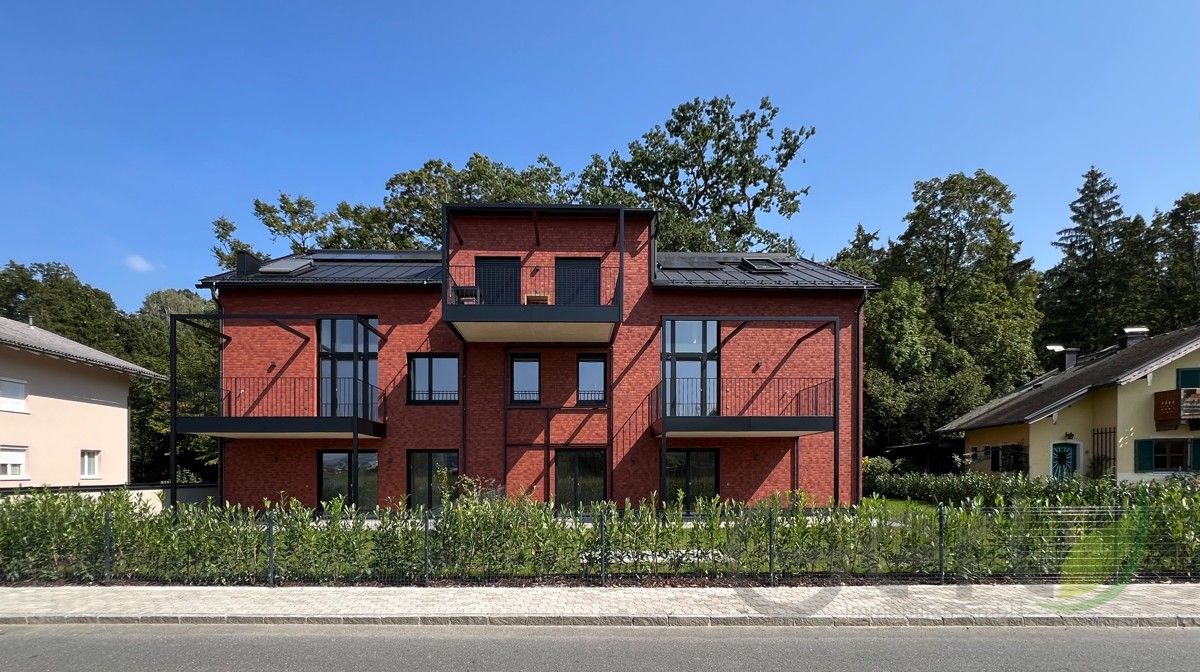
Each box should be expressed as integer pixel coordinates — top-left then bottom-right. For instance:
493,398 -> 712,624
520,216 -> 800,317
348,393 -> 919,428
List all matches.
209,209 -> 865,509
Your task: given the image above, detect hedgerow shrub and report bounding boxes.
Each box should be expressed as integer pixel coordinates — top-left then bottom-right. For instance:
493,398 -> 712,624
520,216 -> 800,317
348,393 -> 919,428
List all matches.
2,481 -> 1199,584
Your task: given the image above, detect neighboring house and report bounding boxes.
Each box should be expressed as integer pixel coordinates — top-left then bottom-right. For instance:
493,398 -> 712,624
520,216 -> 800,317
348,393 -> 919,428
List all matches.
169,204 -> 875,510
0,316 -> 165,488
940,325 -> 1200,481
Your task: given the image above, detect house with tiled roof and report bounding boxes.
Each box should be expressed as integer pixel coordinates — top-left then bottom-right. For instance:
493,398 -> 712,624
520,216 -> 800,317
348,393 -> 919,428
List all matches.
0,316 -> 164,488
940,325 -> 1200,480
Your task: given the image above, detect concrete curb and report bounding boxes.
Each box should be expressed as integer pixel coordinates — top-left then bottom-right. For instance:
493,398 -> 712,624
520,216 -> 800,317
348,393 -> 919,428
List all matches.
1,614 -> 1198,627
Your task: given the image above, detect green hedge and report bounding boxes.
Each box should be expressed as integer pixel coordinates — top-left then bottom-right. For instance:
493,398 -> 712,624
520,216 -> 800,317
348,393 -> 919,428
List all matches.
862,456 -> 1200,506
2,484 -> 1199,584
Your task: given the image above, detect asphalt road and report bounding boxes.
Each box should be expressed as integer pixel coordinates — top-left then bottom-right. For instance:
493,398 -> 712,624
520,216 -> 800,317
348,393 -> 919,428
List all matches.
3,625 -> 1200,672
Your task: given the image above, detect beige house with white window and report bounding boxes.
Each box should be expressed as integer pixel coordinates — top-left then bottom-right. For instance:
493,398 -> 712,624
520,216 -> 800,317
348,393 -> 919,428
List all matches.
0,316 -> 164,488
941,326 -> 1200,480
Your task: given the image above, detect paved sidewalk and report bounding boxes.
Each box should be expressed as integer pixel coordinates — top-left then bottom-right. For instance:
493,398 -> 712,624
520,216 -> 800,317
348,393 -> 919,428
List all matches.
2,584 -> 1199,626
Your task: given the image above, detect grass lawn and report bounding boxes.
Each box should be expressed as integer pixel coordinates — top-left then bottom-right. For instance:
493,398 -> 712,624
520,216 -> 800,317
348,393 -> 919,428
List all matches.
874,497 -> 939,516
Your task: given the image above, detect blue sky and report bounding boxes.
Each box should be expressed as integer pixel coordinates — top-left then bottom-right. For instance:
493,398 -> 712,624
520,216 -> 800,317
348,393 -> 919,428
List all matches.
3,2 -> 1197,310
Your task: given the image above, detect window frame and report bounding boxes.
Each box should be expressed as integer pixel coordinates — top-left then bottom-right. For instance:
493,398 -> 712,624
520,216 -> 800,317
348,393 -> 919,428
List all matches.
510,354 -> 541,405
662,320 -> 720,417
0,377 -> 28,414
1154,438 -> 1190,472
0,446 -> 28,480
407,449 -> 460,510
554,447 -> 607,511
407,353 -> 461,405
1135,437 -> 1197,473
316,317 -> 379,419
316,449 -> 380,509
576,354 -> 607,406
664,448 -> 719,512
80,449 -> 100,479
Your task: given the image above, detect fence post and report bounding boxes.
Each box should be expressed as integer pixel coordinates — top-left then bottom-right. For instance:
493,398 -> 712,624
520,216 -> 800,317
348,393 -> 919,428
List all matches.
102,509 -> 113,584
423,509 -> 431,586
937,504 -> 946,583
768,508 -> 777,587
599,509 -> 609,586
266,510 -> 276,587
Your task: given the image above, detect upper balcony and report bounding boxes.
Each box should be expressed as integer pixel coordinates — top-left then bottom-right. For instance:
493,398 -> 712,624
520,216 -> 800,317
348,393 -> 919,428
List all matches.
1153,387 -> 1200,431
175,376 -> 387,439
169,313 -> 388,440
441,204 -> 635,343
442,260 -> 622,341
651,377 -> 836,437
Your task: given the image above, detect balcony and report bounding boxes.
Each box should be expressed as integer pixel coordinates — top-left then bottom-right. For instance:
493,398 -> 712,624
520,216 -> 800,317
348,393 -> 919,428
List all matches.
175,376 -> 387,439
442,262 -> 621,342
652,377 -> 836,437
1153,388 -> 1200,430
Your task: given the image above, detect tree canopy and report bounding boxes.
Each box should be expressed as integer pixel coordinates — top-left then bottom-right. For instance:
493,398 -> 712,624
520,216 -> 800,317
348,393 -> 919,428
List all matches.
211,96 -> 813,268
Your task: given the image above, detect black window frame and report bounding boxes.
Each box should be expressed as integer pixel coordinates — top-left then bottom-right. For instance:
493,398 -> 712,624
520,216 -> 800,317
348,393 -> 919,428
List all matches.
407,353 -> 460,404
511,354 -> 541,405
554,447 -> 607,512
316,317 -> 379,419
576,354 -> 607,406
316,449 -> 379,509
664,449 -> 719,513
662,320 -> 720,417
407,449 -> 461,510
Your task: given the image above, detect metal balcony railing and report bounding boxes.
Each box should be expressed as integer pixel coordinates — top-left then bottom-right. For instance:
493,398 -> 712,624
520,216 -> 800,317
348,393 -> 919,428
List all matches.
651,377 -> 835,421
445,263 -> 619,307
177,376 -> 386,423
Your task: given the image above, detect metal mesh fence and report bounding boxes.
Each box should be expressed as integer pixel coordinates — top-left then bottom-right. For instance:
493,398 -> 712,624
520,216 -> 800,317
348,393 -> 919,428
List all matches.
3,492 -> 1199,586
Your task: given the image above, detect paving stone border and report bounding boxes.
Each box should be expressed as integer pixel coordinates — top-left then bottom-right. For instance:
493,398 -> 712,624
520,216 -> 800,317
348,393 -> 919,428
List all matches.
2,614 -> 1198,627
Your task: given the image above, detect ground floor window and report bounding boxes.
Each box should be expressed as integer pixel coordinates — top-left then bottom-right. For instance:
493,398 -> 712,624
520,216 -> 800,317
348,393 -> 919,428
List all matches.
554,449 -> 605,511
665,449 -> 718,511
408,450 -> 459,510
318,450 -> 379,508
1135,438 -> 1194,472
0,446 -> 26,479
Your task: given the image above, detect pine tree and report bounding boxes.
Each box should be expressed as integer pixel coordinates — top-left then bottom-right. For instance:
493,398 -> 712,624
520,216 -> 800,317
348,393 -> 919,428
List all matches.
1038,167 -> 1126,352
1159,193 -> 1200,328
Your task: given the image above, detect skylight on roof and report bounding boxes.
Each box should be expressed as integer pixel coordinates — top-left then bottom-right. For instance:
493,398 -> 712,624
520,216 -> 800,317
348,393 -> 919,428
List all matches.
740,257 -> 785,273
258,258 -> 314,274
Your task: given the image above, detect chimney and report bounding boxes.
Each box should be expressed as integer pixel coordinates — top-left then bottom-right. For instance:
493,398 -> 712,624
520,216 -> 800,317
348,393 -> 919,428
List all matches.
1047,345 -> 1079,372
1119,326 -> 1149,350
235,250 -> 262,277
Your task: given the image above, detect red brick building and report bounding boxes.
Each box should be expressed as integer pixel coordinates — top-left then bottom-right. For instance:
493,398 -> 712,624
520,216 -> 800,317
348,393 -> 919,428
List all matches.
170,205 -> 874,509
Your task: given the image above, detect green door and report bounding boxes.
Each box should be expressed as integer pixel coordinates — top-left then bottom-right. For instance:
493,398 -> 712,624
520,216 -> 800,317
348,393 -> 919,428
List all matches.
1051,442 -> 1078,479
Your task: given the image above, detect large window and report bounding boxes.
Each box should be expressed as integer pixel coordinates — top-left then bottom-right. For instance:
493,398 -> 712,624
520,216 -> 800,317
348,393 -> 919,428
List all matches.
0,378 -> 27,413
1135,438 -> 1196,473
555,449 -> 605,511
663,321 -> 719,416
577,355 -> 606,404
665,449 -> 718,512
408,354 -> 459,403
0,447 -> 26,480
408,451 -> 459,510
318,450 -> 379,508
511,354 -> 540,404
80,450 -> 100,479
317,318 -> 379,419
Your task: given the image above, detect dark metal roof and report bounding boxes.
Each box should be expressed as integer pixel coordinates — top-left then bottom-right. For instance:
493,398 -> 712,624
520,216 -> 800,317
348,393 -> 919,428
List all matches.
940,324 -> 1200,432
199,250 -> 443,288
446,203 -> 657,218
654,252 -> 877,290
0,316 -> 165,381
